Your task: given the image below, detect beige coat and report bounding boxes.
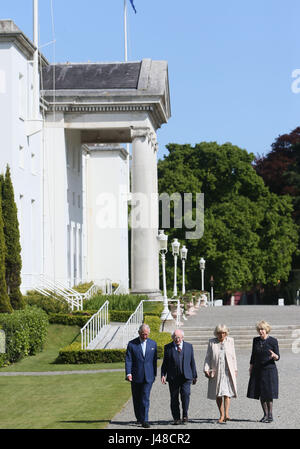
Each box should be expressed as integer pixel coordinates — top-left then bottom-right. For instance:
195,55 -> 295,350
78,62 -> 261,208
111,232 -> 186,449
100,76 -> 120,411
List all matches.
203,336 -> 238,400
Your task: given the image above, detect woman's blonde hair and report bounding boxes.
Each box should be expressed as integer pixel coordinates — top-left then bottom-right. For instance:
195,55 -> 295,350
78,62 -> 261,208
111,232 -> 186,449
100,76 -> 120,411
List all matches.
214,324 -> 229,337
256,320 -> 271,334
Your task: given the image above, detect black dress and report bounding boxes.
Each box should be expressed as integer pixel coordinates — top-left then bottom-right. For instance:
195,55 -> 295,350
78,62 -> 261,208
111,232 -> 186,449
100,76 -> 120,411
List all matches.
247,336 -> 280,400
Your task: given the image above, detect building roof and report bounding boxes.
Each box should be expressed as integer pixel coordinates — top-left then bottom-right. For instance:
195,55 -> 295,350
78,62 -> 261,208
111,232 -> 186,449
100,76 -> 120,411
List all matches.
41,59 -> 171,127
42,62 -> 142,90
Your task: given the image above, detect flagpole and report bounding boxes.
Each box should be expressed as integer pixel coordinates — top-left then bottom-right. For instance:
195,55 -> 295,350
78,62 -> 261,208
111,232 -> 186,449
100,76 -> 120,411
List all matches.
33,0 -> 39,119
123,1 -> 130,200
124,0 -> 128,62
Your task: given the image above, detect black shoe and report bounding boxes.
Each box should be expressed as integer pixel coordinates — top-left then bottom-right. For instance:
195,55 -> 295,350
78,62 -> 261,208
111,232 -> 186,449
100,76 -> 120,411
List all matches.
259,415 -> 268,423
173,419 -> 181,425
267,414 -> 273,423
142,422 -> 150,428
182,416 -> 188,424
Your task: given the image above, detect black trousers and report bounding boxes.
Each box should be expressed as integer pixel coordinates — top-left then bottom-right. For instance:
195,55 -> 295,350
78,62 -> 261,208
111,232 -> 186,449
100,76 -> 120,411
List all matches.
168,375 -> 192,420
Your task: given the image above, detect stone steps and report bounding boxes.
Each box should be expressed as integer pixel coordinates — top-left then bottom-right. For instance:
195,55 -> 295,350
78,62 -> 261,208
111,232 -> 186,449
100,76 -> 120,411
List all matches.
183,324 -> 299,350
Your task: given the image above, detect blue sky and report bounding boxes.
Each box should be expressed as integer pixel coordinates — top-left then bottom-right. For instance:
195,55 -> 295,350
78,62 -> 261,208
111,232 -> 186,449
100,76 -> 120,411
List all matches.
2,0 -> 300,161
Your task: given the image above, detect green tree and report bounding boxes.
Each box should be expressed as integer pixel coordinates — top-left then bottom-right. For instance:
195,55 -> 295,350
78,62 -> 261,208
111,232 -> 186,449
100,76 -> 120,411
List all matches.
158,142 -> 298,297
1,166 -> 24,310
0,175 -> 13,313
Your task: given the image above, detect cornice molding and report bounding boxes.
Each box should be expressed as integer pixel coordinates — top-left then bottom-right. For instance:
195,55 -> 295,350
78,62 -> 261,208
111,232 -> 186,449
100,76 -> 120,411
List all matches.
44,102 -> 164,130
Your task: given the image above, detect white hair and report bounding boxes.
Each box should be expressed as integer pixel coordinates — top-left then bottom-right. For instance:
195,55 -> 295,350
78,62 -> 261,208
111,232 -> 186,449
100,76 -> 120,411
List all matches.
139,324 -> 150,333
172,329 -> 184,338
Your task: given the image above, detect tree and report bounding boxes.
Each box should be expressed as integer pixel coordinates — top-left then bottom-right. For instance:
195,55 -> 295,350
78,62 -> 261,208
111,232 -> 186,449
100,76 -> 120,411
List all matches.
0,175 -> 13,313
254,126 -> 300,197
1,166 -> 24,310
254,126 -> 300,273
158,142 -> 298,297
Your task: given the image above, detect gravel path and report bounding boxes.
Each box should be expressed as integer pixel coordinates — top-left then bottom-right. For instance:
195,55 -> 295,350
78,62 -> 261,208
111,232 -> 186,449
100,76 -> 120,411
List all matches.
107,306 -> 300,430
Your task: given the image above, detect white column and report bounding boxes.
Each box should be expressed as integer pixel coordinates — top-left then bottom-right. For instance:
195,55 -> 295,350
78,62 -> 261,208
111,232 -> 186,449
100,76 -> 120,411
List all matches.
130,127 -> 160,297
43,112 -> 68,283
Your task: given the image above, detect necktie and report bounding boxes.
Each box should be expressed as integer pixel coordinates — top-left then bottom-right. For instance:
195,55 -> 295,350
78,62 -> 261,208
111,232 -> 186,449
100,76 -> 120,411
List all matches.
177,345 -> 181,353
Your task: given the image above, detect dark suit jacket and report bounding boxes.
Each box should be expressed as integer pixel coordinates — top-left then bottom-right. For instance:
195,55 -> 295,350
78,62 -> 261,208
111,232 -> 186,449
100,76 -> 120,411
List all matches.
161,341 -> 197,382
125,337 -> 157,384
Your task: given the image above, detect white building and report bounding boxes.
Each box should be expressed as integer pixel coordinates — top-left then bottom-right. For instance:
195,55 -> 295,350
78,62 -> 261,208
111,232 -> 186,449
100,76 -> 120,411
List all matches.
0,20 -> 171,296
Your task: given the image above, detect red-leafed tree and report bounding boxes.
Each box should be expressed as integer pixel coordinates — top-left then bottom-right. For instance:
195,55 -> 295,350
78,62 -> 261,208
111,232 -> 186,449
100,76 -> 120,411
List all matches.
254,126 -> 300,196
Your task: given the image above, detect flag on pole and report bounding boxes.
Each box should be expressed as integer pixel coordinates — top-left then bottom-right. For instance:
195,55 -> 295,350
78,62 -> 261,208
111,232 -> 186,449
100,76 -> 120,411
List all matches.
129,0 -> 137,14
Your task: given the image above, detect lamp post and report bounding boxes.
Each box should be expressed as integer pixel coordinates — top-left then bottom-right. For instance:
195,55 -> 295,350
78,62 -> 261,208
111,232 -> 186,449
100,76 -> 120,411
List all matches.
157,230 -> 173,320
171,238 -> 180,297
199,257 -> 206,291
180,245 -> 188,295
210,275 -> 214,305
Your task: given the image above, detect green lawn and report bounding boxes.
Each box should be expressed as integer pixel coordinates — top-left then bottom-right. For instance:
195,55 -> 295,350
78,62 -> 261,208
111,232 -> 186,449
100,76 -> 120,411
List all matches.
0,324 -> 124,372
0,323 -> 130,428
0,372 -> 131,429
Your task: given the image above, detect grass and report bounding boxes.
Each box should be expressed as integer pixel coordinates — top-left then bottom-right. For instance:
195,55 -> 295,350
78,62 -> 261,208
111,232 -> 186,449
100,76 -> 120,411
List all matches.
0,324 -> 124,372
0,323 -> 130,428
0,372 -> 131,429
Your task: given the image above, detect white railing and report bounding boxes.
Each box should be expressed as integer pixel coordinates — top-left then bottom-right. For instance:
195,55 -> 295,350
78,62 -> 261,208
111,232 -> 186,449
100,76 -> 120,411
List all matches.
81,300 -> 109,350
21,274 -> 83,311
121,299 -> 182,348
93,278 -> 113,295
122,300 -> 144,348
113,282 -> 129,295
82,283 -> 99,300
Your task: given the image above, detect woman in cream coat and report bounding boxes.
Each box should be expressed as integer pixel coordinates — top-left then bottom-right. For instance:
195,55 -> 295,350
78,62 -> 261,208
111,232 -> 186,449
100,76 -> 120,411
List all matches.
203,324 -> 238,423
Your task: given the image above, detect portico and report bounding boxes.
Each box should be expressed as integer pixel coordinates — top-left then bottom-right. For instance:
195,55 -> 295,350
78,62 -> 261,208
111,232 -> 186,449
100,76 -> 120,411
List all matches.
41,59 -> 171,296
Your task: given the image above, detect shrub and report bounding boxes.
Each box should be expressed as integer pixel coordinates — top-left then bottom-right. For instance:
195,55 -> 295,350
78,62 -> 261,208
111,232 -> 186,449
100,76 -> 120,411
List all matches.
24,292 -> 70,314
144,315 -> 161,332
83,294 -> 148,312
56,329 -> 172,364
56,343 -> 126,364
0,353 -> 8,368
0,306 -> 49,362
72,281 -> 94,293
151,331 -> 172,358
21,306 -> 49,355
48,313 -> 90,327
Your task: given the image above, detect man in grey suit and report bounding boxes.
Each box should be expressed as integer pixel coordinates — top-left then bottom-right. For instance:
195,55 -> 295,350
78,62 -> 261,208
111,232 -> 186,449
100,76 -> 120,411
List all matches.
161,329 -> 197,424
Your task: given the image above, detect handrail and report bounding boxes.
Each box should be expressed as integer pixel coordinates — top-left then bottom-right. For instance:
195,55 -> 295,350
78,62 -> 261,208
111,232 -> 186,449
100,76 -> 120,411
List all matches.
82,283 -> 99,299
80,300 -> 109,350
122,300 -> 144,348
21,273 -> 83,311
121,298 -> 182,348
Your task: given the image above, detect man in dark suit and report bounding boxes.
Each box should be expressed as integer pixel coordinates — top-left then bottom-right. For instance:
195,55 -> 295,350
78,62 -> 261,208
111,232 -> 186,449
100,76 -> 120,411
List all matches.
161,328 -> 197,424
125,323 -> 157,428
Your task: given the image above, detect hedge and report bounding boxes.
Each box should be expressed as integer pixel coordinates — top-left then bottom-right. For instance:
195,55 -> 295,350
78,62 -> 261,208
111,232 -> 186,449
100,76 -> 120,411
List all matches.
0,306 -> 49,363
24,293 -> 69,314
48,310 -> 162,327
0,353 -> 8,368
56,344 -> 126,364
56,327 -> 172,364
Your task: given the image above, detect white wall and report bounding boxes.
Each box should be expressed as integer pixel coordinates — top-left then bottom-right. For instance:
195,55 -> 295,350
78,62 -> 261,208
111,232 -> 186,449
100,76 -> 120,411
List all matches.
86,145 -> 129,290
0,40 -> 43,293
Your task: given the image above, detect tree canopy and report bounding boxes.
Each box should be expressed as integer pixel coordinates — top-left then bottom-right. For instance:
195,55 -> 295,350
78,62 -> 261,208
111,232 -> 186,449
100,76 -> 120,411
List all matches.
158,142 -> 298,296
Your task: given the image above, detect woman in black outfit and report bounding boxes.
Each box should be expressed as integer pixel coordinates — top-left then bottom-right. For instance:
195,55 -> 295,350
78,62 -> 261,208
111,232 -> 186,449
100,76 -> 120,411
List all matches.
247,320 -> 280,423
